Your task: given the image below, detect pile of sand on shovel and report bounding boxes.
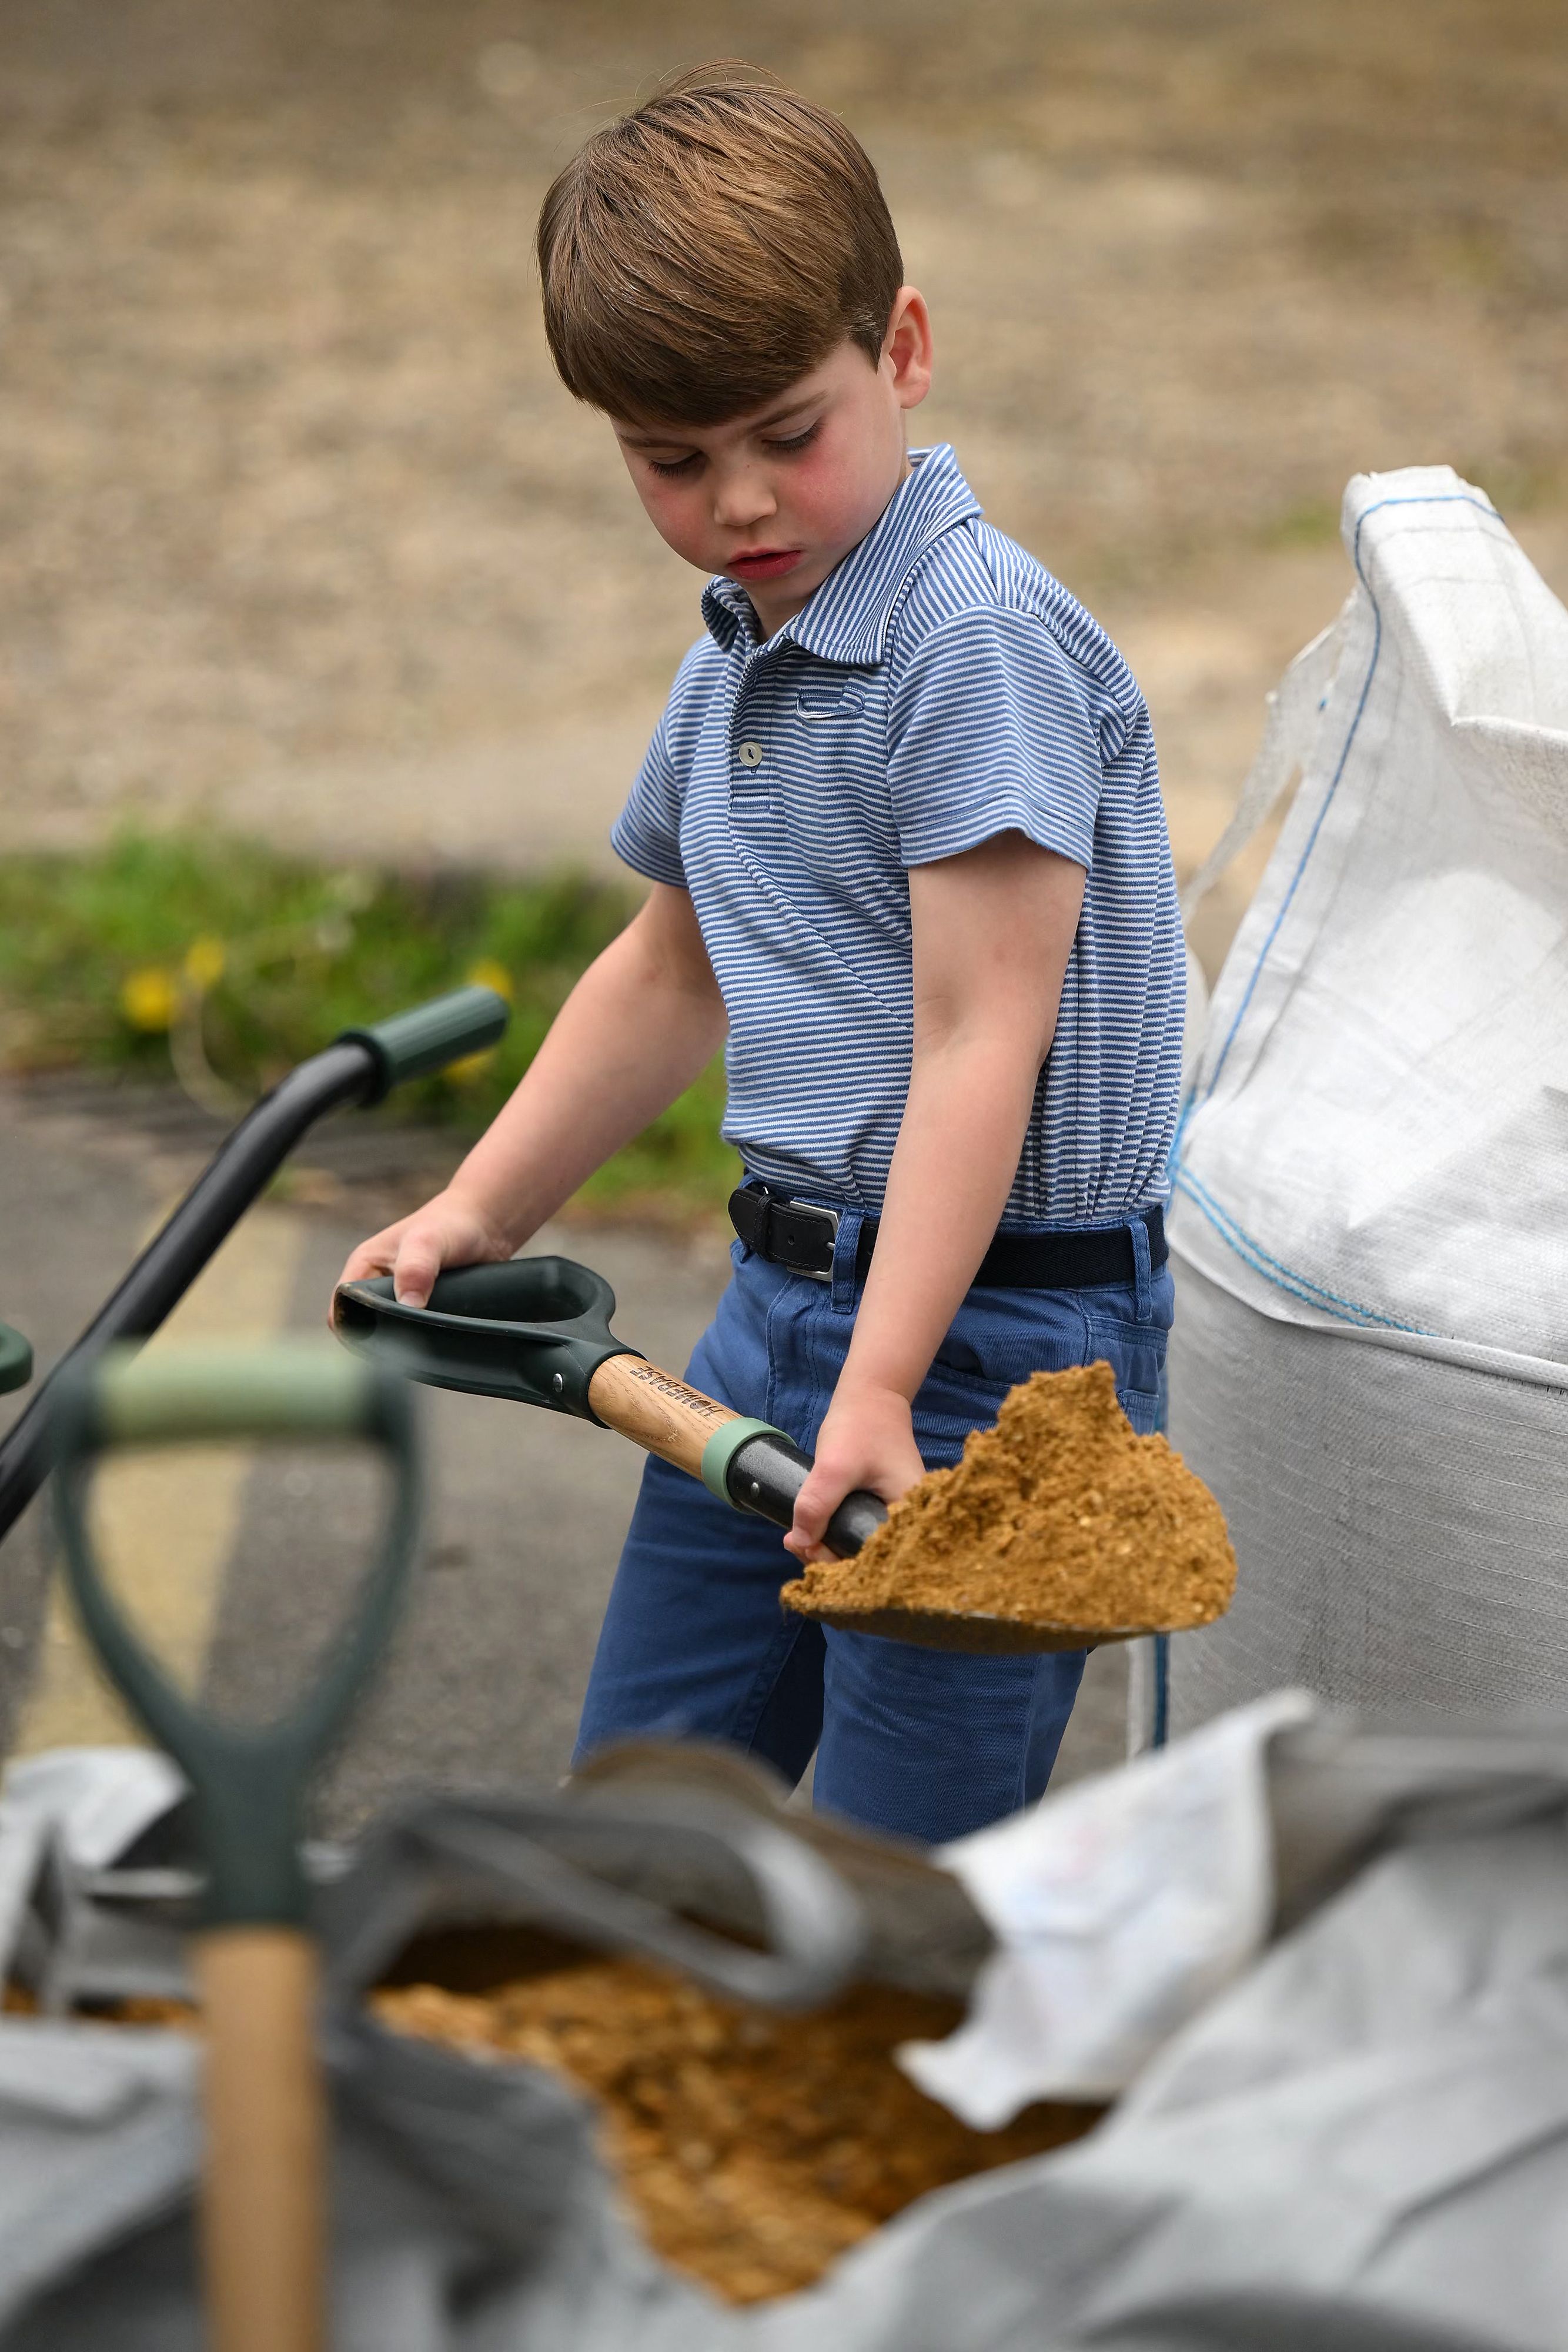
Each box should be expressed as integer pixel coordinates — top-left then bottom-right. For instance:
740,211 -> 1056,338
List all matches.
781,1361 -> 1236,1641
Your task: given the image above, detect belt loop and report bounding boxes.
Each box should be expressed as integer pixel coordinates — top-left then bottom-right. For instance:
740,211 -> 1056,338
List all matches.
1129,1212 -> 1154,1323
830,1209 -> 862,1317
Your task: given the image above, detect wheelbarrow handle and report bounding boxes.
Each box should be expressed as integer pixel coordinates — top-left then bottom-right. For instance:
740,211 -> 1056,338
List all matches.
0,984 -> 507,1549
0,1322 -> 31,1397
336,983 -> 508,1104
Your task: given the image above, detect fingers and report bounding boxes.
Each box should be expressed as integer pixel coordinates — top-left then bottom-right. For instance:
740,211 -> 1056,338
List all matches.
340,1220 -> 444,1310
332,1193 -> 503,1327
332,1213 -> 439,1317
330,1225 -> 405,1331
783,1465 -> 841,1563
783,1395 -> 925,1563
338,1228 -> 404,1288
389,1229 -> 444,1308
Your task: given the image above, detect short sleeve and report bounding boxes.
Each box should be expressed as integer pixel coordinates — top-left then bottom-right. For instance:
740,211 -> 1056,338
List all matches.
886,608 -> 1108,871
610,706 -> 688,887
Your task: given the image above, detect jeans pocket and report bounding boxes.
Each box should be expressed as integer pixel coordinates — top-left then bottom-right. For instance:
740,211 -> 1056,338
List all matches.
919,1290 -> 1094,1470
1082,1304 -> 1170,1409
931,1288 -> 1092,1386
1118,1385 -> 1162,1436
914,1359 -> 1012,1468
922,1286 -> 1173,1459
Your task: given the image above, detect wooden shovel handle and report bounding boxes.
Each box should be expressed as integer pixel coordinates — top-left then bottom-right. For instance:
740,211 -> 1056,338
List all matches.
586,1354 -> 741,1479
195,1927 -> 325,2352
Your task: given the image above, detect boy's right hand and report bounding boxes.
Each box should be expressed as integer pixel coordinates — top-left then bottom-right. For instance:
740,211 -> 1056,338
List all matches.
332,1189 -> 513,1316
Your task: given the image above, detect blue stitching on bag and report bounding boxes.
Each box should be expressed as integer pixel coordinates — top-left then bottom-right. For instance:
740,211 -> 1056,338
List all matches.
1198,490 -> 1503,1107
1166,1088 -> 1195,1186
1174,1166 -> 1433,1334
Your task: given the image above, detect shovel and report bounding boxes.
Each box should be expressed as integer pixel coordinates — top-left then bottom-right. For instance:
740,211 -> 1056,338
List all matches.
334,1254 -> 889,1561
51,1341 -> 422,2352
332,1258 -> 1140,1653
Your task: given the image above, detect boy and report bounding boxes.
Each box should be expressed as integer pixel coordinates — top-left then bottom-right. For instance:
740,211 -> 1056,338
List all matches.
339,66 -> 1183,1845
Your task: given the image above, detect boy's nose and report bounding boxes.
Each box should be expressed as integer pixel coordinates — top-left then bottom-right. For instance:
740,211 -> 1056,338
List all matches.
711,469 -> 777,532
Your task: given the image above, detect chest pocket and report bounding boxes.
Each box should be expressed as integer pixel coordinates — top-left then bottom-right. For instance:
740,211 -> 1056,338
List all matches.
795,684 -> 865,724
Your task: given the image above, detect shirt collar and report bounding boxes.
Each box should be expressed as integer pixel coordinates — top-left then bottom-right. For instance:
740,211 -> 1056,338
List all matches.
700,444 -> 982,667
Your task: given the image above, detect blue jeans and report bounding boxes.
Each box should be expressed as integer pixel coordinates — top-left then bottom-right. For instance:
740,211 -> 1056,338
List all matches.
574,1205 -> 1173,1846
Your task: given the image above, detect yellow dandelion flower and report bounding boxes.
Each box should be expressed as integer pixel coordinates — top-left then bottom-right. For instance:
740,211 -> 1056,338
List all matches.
445,1048 -> 496,1085
466,958 -> 515,1003
120,968 -> 179,1033
183,936 -> 226,989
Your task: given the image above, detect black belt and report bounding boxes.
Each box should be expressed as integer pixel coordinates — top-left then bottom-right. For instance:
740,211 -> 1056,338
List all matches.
728,1183 -> 1166,1291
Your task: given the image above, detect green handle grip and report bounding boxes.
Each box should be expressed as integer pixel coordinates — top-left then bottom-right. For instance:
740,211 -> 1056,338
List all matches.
95,1344 -> 388,1446
0,1322 -> 32,1396
336,984 -> 510,1106
52,1342 -> 420,1930
333,1260 -> 634,1421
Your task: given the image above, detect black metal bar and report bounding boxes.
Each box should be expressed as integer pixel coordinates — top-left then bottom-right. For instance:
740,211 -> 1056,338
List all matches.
0,1040 -> 377,1547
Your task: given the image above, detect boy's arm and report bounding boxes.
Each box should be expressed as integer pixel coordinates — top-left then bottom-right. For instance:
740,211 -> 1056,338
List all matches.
785,832 -> 1085,1559
337,882 -> 725,1305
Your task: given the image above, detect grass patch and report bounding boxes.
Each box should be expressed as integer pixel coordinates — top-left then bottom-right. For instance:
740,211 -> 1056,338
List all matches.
0,831 -> 738,1224
1458,453 -> 1566,522
1255,495 -> 1342,553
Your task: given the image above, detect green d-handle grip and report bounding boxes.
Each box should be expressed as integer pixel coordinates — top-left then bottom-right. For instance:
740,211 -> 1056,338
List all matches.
51,1344 -> 413,2352
333,1259 -> 637,1420
336,983 -> 509,1107
0,1322 -> 32,1396
51,1342 -> 422,1930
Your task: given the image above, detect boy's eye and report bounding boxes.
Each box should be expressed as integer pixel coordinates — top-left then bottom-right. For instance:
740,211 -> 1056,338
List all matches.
647,452 -> 702,480
763,422 -> 822,456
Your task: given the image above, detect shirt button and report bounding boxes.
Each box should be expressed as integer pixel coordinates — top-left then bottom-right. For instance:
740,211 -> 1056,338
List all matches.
737,740 -> 764,769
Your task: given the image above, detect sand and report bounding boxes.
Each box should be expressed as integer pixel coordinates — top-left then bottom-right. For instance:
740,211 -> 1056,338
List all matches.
781,1361 -> 1236,1636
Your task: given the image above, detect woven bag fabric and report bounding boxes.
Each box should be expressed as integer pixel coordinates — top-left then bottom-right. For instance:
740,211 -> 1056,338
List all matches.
1167,465 -> 1568,1724
1167,1260 -> 1568,1731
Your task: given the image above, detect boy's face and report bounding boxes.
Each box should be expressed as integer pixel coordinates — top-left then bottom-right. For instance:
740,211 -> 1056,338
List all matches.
613,288 -> 933,636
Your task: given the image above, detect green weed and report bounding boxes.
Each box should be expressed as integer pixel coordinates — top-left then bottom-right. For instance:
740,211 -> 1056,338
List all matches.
1255,496 -> 1342,552
0,831 -> 738,1224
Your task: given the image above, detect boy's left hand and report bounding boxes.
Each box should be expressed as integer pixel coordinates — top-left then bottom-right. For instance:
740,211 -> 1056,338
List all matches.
784,1381 -> 925,1562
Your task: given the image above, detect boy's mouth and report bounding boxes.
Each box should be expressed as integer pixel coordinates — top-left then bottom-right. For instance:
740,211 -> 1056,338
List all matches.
726,547 -> 805,582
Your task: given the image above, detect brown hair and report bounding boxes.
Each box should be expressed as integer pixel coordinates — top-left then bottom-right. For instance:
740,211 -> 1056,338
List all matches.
536,64 -> 903,426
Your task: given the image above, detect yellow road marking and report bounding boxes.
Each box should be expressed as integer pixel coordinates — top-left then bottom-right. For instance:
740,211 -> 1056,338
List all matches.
15,1202 -> 307,1753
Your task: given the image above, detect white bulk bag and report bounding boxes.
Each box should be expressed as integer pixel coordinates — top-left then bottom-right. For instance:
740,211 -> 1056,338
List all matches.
1167,465 -> 1568,1731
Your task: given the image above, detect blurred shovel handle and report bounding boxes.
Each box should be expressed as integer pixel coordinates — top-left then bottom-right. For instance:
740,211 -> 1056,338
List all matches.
195,1926 -> 326,2352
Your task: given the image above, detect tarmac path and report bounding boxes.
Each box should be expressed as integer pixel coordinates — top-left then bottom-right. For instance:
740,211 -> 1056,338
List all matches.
0,1082 -> 1128,1836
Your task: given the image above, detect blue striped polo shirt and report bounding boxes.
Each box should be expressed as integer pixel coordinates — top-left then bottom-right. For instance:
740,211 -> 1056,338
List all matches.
611,443 -> 1183,1226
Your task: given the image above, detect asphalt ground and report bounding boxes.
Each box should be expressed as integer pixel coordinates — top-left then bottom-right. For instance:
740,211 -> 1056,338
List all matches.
0,1081 -> 1128,1837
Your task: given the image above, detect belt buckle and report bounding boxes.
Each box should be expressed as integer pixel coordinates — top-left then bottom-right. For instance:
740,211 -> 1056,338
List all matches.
774,1198 -> 838,1282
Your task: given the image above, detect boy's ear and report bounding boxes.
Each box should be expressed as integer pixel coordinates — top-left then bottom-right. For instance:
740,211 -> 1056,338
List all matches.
883,286 -> 934,410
